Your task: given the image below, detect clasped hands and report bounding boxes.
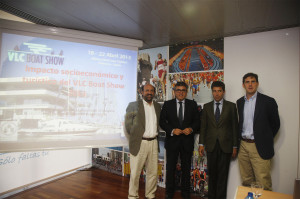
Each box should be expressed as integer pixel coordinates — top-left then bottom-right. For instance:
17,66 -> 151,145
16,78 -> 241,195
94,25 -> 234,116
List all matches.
173,128 -> 192,136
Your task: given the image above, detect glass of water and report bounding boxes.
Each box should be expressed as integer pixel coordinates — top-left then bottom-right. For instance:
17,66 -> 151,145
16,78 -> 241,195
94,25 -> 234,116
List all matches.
251,182 -> 263,199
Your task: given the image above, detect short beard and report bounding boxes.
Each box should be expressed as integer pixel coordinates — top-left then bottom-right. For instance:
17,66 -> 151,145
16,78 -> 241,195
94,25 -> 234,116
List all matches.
143,95 -> 153,103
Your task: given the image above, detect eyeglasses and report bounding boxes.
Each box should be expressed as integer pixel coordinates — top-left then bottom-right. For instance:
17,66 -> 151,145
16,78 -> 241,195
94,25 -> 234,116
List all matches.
175,89 -> 187,92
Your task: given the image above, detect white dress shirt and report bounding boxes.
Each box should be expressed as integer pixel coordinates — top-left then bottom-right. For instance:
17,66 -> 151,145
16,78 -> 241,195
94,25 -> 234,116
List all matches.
142,99 -> 157,138
176,99 -> 185,119
170,99 -> 186,136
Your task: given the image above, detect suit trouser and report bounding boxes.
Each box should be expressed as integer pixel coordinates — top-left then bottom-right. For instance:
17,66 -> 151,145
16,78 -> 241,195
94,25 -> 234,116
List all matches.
207,140 -> 231,199
128,139 -> 158,199
166,144 -> 193,197
238,140 -> 272,190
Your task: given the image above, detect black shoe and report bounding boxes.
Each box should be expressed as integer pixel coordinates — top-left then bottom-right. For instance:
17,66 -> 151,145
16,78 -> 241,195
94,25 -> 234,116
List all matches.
165,193 -> 174,199
181,193 -> 191,199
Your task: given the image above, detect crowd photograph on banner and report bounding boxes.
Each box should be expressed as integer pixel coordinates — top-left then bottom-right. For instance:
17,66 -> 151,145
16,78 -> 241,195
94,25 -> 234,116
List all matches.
167,71 -> 224,102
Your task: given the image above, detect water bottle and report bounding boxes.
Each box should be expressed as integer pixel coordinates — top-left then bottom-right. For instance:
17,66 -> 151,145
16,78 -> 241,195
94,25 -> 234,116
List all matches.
244,192 -> 254,199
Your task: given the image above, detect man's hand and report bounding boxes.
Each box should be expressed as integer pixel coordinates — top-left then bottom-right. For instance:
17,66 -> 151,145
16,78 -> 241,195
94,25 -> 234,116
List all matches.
232,148 -> 237,159
182,128 -> 193,135
173,129 -> 182,135
199,145 -> 205,157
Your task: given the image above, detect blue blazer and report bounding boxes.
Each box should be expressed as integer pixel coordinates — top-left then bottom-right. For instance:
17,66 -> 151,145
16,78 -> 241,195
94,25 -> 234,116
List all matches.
236,92 -> 280,159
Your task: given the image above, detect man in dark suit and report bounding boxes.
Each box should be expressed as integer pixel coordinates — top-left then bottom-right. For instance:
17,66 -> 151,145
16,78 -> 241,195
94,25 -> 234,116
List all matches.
125,84 -> 161,199
199,81 -> 238,199
160,82 -> 200,199
236,73 -> 280,190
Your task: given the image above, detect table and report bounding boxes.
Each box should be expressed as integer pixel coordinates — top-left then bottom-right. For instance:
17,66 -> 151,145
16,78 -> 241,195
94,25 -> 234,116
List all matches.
234,186 -> 293,199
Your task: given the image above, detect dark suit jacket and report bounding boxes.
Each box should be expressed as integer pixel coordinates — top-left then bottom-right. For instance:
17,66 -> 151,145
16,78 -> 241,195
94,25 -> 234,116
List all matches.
199,100 -> 238,153
159,98 -> 200,152
237,92 -> 280,159
125,100 -> 161,156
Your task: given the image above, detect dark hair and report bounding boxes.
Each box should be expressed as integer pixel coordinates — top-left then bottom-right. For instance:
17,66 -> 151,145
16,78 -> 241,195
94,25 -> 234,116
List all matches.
175,81 -> 188,90
243,73 -> 259,83
211,81 -> 225,91
141,83 -> 156,92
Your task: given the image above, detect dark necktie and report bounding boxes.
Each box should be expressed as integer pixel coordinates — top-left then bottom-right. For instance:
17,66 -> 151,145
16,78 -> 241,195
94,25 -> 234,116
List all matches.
215,102 -> 220,123
179,101 -> 183,125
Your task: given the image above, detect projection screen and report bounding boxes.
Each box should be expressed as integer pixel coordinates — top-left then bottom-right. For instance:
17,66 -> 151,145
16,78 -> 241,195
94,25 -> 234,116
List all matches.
0,19 -> 143,152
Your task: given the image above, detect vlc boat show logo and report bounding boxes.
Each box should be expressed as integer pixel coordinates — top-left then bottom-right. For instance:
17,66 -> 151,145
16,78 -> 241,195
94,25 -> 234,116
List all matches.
7,42 -> 64,66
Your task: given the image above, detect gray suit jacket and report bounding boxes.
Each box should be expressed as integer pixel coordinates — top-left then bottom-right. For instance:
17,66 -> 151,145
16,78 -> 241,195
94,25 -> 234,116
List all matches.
125,100 -> 161,156
199,100 -> 238,153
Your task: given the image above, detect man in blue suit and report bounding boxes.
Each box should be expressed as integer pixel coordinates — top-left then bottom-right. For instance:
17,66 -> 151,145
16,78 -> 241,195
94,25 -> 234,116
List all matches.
236,73 -> 280,190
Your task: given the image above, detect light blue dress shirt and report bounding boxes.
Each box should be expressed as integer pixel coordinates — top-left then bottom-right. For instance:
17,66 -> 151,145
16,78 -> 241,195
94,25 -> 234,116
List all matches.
242,92 -> 257,139
214,99 -> 223,114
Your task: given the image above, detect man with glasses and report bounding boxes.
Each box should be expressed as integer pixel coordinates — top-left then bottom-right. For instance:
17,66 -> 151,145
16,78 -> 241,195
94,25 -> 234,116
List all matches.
160,82 -> 200,199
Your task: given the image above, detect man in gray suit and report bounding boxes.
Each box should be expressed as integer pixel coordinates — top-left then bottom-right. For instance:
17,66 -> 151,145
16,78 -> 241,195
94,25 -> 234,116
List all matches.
199,81 -> 238,199
125,84 -> 161,199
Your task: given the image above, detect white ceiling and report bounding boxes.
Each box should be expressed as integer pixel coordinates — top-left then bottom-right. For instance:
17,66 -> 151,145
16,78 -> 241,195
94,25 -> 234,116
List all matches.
0,0 -> 299,49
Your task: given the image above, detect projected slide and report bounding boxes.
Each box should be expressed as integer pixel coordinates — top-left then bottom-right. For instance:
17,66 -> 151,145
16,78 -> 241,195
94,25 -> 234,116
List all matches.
0,33 -> 137,143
